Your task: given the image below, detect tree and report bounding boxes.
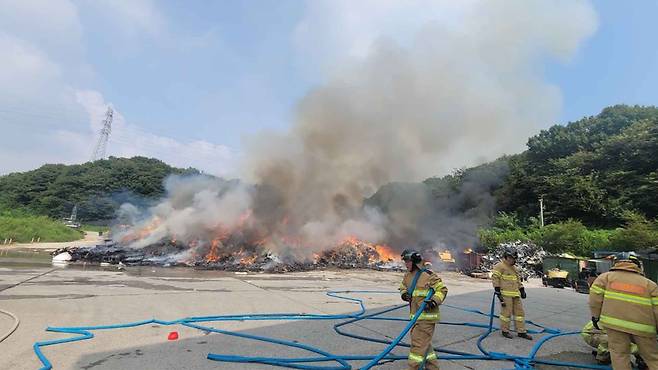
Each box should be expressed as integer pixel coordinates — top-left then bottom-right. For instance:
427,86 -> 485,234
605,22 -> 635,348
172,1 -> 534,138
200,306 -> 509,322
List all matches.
609,212 -> 658,251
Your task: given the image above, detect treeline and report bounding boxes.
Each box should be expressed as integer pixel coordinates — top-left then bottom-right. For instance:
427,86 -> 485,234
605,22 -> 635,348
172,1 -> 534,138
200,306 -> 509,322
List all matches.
479,212 -> 658,256
497,105 -> 658,227
477,105 -> 658,254
0,157 -> 198,222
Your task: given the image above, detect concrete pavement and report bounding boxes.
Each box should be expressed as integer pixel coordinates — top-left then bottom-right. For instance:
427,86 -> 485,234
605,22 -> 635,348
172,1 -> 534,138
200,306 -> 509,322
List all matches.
0,260 -> 597,369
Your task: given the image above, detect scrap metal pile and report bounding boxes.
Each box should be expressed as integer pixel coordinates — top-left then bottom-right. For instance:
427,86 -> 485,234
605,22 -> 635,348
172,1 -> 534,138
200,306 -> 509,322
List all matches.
473,241 -> 546,280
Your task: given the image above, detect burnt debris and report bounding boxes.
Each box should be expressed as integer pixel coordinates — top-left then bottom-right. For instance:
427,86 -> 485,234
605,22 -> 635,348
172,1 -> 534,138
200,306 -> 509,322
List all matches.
51,238 -> 404,272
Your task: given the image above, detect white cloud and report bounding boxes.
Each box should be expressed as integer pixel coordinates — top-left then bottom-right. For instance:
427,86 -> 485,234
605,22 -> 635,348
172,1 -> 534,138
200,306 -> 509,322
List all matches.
0,0 -> 83,57
71,90 -> 235,175
0,34 -> 61,95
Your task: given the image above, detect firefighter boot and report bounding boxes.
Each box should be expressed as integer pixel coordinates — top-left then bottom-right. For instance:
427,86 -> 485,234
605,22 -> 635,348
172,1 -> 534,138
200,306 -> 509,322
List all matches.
635,355 -> 647,370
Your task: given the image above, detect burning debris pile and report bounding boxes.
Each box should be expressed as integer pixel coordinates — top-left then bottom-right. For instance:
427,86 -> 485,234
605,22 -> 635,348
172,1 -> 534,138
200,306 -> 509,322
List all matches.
51,242 -> 189,267
476,241 -> 546,280
51,236 -> 403,272
315,237 -> 403,270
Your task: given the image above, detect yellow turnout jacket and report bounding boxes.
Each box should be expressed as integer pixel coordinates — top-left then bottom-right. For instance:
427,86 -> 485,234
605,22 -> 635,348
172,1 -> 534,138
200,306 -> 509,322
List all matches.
491,261 -> 523,297
399,268 -> 448,322
589,261 -> 658,337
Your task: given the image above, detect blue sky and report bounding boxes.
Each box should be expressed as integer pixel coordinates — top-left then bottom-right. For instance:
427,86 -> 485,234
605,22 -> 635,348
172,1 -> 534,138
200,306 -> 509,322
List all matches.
0,1 -> 656,176
83,1 -> 306,145
547,1 -> 658,122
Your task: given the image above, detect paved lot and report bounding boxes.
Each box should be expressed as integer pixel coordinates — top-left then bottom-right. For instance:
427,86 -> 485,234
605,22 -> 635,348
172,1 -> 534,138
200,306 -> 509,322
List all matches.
0,257 -> 597,370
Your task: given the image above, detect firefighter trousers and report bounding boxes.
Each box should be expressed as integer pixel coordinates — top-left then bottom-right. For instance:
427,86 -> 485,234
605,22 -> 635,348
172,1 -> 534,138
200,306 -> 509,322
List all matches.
499,296 -> 526,334
583,332 -> 611,363
607,328 -> 658,370
408,321 -> 439,370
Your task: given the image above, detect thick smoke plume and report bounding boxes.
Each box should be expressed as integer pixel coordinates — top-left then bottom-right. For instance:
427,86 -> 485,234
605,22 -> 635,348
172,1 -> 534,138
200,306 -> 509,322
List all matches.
117,1 -> 597,259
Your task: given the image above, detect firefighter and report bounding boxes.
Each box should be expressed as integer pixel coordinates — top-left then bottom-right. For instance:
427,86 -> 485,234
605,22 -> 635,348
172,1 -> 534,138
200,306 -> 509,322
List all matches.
491,246 -> 532,340
399,249 -> 448,370
589,252 -> 658,370
581,319 -> 643,366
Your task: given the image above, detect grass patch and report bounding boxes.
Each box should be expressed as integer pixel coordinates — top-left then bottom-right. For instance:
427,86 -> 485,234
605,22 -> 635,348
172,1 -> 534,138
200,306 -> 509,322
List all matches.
0,214 -> 83,243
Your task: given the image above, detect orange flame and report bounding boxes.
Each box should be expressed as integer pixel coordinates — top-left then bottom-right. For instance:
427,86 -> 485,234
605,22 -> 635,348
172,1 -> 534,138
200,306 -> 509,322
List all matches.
340,236 -> 400,263
120,217 -> 162,243
206,239 -> 221,263
239,254 -> 258,265
374,245 -> 398,261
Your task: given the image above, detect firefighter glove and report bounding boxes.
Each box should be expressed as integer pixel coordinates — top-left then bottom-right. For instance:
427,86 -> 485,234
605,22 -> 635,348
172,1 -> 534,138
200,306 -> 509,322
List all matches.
401,292 -> 411,302
520,287 -> 527,299
591,317 -> 601,330
424,299 -> 438,311
494,287 -> 505,306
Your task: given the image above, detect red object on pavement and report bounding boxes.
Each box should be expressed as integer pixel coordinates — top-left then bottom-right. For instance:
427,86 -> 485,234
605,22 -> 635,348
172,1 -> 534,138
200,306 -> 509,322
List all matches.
168,331 -> 179,340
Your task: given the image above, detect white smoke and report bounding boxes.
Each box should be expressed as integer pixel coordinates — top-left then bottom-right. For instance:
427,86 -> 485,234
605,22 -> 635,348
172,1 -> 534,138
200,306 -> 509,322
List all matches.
118,1 -> 598,257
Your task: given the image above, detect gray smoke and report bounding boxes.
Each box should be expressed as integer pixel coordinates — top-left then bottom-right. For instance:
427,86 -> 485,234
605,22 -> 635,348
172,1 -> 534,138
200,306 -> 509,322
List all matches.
118,1 -> 597,258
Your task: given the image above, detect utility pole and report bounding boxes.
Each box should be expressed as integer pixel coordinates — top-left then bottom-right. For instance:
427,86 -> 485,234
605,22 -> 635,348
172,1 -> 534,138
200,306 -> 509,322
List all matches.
90,107 -> 113,161
539,197 -> 545,228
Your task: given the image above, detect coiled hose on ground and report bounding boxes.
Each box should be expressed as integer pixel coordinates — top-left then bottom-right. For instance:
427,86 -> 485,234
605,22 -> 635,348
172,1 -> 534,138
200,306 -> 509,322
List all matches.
32,290 -> 610,370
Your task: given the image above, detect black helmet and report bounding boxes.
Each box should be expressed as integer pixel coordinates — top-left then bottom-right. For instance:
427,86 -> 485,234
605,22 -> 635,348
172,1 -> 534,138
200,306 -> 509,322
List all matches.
401,249 -> 422,264
615,252 -> 641,268
502,246 -> 518,260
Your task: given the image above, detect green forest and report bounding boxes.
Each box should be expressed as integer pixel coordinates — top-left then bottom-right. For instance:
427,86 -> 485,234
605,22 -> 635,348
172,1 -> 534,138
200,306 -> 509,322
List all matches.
1,105 -> 656,251
0,156 -> 197,222
425,105 -> 658,255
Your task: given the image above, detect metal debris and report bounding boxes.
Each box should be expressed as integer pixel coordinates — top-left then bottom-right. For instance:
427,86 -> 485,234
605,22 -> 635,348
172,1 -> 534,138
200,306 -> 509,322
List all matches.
474,241 -> 546,280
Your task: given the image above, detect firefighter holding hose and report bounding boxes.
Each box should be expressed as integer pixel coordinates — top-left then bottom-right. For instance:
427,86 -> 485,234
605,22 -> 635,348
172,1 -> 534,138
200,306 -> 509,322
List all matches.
589,252 -> 658,370
492,246 -> 532,340
399,249 -> 448,369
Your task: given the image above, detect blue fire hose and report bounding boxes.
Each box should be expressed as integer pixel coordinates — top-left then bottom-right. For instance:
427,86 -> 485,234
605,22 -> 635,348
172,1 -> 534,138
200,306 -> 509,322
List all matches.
32,290 -> 611,370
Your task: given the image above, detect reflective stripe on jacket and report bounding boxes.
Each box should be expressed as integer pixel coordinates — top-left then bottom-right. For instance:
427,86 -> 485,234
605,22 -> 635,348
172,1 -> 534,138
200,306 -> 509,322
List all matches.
491,261 -> 523,297
589,261 -> 658,337
400,269 -> 448,322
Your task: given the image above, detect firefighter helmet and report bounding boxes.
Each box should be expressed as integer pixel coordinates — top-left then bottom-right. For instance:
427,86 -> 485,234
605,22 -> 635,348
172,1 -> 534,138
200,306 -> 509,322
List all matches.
614,252 -> 641,267
401,249 -> 422,264
502,246 -> 519,260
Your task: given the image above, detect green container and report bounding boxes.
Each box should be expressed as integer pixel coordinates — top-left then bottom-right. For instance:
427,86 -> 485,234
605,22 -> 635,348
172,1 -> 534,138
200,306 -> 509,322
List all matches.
542,256 -> 581,282
640,258 -> 658,284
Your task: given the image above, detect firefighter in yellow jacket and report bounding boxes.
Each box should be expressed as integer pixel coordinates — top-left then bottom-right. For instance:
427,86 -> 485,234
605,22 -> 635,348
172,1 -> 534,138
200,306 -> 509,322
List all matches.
589,252 -> 658,370
581,319 -> 644,366
491,246 -> 532,340
399,249 -> 448,370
